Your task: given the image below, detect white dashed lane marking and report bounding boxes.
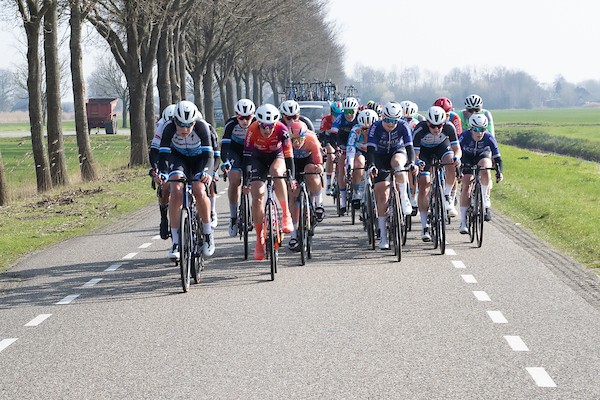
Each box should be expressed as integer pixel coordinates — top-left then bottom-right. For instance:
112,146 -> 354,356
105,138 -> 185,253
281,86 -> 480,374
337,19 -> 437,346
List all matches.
452,260 -> 466,269
152,235 -> 161,240
56,294 -> 80,305
526,367 -> 557,387
487,310 -> 508,323
473,291 -> 491,301
138,243 -> 152,249
445,249 -> 456,255
24,314 -> 52,327
0,338 -> 18,353
504,335 -> 529,351
123,253 -> 137,259
104,263 -> 124,272
461,274 -> 477,283
82,278 -> 103,288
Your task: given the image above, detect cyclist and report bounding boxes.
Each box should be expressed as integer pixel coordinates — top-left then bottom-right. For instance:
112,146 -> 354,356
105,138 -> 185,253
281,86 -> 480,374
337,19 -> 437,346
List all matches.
149,104 -> 176,240
208,122 -> 221,229
458,114 -> 503,233
279,99 -> 315,132
366,101 -> 382,117
287,121 -> 324,251
413,106 -> 462,241
400,100 -> 421,211
330,96 -> 360,215
319,101 -> 343,195
459,94 -> 495,136
157,100 -> 215,260
346,108 -> 378,205
220,98 -> 256,237
366,102 -> 417,250
243,104 -> 295,260
433,97 -> 463,137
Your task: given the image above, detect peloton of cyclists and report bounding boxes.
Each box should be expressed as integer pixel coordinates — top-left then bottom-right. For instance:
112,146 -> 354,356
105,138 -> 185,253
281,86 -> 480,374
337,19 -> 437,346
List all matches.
459,94 -> 495,136
413,106 -> 462,242
320,101 -> 343,195
279,99 -> 315,132
366,102 -> 417,250
157,100 -> 216,260
242,104 -> 295,260
220,98 -> 256,237
346,108 -> 378,206
458,113 -> 504,233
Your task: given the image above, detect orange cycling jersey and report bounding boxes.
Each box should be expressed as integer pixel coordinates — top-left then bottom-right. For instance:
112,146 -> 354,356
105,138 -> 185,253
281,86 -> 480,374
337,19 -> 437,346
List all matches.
293,131 -> 323,164
243,120 -> 293,158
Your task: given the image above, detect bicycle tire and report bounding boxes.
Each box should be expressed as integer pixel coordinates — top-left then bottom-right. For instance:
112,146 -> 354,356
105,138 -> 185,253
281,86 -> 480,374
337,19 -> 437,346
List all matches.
265,202 -> 276,281
366,183 -> 376,250
179,208 -> 191,293
241,192 -> 250,260
435,182 -> 446,254
429,182 -> 438,249
191,220 -> 202,284
392,191 -> 402,262
475,183 -> 484,248
298,190 -> 307,266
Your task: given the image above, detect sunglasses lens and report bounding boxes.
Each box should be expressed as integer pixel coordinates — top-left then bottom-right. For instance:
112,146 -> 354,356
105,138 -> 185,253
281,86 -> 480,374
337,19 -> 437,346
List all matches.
237,115 -> 251,120
260,123 -> 274,130
383,118 -> 398,124
344,109 -> 355,115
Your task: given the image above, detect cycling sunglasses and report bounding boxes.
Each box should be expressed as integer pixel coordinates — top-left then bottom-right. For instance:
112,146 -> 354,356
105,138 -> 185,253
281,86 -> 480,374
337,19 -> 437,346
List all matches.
467,107 -> 481,113
237,115 -> 252,121
284,114 -> 299,120
343,109 -> 356,115
175,120 -> 194,128
259,123 -> 275,130
471,127 -> 486,133
383,117 -> 398,124
428,122 -> 443,129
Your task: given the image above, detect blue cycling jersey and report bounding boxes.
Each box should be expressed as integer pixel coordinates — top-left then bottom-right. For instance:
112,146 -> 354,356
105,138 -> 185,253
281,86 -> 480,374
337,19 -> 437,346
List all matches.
459,130 -> 501,158
366,120 -> 413,154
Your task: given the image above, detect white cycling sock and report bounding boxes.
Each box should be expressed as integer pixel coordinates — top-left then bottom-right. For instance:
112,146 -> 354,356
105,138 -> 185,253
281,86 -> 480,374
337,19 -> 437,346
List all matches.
444,183 -> 453,197
461,207 -> 468,226
202,222 -> 212,235
210,196 -> 216,212
171,228 -> 179,245
420,211 -> 428,228
230,203 -> 238,218
378,216 -> 387,237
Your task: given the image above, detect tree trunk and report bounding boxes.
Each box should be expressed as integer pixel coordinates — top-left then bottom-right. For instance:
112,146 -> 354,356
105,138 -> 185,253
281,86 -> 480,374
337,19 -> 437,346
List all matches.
0,152 -> 7,206
128,72 -> 149,166
177,31 -> 187,101
203,58 -> 215,125
157,27 -> 172,112
69,0 -> 97,182
44,0 -> 68,186
252,70 -> 261,105
145,79 -> 155,144
192,70 -> 203,112
225,76 -> 235,118
121,96 -> 129,128
26,20 -> 52,192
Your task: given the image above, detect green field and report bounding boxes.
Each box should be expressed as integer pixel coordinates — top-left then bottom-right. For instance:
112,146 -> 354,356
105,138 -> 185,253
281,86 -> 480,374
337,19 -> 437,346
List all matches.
0,111 -> 598,272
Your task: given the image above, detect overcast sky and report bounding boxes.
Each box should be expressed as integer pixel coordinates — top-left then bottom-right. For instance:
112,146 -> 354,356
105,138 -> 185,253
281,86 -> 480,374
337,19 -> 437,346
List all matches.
0,0 -> 597,85
324,0 -> 599,84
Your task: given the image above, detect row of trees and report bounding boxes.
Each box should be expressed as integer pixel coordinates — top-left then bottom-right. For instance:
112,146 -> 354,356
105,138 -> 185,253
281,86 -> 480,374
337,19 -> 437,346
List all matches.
6,0 -> 344,197
349,64 -> 600,110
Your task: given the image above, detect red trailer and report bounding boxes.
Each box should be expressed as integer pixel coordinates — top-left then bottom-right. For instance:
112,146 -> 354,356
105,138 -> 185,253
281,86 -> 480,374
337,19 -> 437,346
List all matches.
86,97 -> 119,134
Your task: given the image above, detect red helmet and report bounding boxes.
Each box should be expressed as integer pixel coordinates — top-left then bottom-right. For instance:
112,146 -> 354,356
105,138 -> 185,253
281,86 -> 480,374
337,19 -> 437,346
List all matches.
433,97 -> 453,113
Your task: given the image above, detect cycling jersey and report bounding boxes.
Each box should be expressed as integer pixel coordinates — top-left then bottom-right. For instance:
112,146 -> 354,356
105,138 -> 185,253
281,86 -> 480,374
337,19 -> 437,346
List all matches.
293,131 -> 322,165
221,116 -> 253,170
158,118 -> 214,176
366,119 -> 413,154
243,120 -> 294,182
459,109 -> 495,136
412,120 -> 459,170
330,114 -> 358,150
448,111 -> 463,137
347,125 -> 368,155
149,118 -> 170,168
459,129 -> 503,173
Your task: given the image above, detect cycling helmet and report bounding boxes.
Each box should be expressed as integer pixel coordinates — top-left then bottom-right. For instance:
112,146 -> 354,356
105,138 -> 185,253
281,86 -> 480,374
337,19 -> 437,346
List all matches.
464,94 -> 483,110
469,113 -> 488,129
366,100 -> 376,109
173,100 -> 199,124
400,100 -> 418,118
235,98 -> 256,116
255,104 -> 280,124
426,106 -> 447,125
366,101 -> 382,114
342,97 -> 360,110
381,101 -> 403,119
161,104 -> 176,121
358,105 -> 367,111
279,99 -> 300,117
357,109 -> 379,128
331,101 -> 343,115
289,121 -> 307,139
433,97 -> 453,113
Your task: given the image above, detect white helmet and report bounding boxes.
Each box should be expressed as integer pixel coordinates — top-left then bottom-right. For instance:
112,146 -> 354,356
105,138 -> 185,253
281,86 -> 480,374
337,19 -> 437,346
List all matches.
342,97 -> 359,111
357,109 -> 379,128
469,113 -> 488,129
426,106 -> 447,125
174,100 -> 199,124
255,104 -> 280,124
382,102 -> 403,119
400,100 -> 418,118
161,104 -> 176,121
464,94 -> 483,110
279,100 -> 300,116
235,98 -> 255,116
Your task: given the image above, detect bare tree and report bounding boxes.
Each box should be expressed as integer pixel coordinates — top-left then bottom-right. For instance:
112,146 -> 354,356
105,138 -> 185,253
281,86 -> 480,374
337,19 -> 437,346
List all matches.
0,69 -> 17,112
14,0 -> 52,192
69,0 -> 97,182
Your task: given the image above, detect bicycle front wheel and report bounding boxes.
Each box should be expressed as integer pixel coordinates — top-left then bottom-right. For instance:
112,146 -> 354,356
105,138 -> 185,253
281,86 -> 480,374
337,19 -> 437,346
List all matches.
266,202 -> 276,281
366,184 -> 376,250
298,192 -> 307,266
474,183 -> 484,248
241,192 -> 250,260
392,191 -> 402,262
179,208 -> 192,293
191,219 -> 202,284
434,183 -> 446,254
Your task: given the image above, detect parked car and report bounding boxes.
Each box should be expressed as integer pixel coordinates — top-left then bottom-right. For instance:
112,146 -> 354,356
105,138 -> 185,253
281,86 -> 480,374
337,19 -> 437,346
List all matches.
298,101 -> 331,132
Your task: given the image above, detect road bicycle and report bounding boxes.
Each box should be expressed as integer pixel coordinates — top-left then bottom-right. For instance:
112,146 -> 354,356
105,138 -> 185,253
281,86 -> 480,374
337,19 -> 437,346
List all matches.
169,176 -> 204,293
381,168 -> 411,261
329,149 -> 343,216
263,174 -> 289,281
427,159 -> 454,255
361,170 -> 377,250
466,165 -> 498,248
296,171 -> 321,265
350,167 -> 365,226
237,185 -> 252,260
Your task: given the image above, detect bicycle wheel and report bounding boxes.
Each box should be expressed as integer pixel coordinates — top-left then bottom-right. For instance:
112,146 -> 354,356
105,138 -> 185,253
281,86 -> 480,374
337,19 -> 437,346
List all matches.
307,203 -> 314,260
179,208 -> 191,293
392,191 -> 402,262
191,219 -> 202,284
365,183 -> 376,250
241,192 -> 250,260
429,187 -> 438,249
298,191 -> 307,266
434,183 -> 446,254
468,203 -> 476,243
474,183 -> 484,248
334,182 -> 341,216
266,202 -> 276,280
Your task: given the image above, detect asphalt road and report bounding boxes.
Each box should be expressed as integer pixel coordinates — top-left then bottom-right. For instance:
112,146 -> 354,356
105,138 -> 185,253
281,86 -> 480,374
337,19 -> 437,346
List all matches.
1,187 -> 599,399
